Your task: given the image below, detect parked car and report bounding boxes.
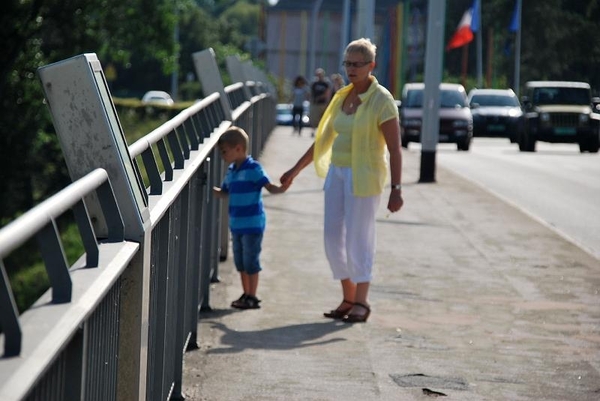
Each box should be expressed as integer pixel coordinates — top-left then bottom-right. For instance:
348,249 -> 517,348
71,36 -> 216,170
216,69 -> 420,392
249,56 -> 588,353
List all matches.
141,90 -> 174,106
520,81 -> 600,153
400,83 -> 473,151
276,101 -> 310,126
468,88 -> 524,143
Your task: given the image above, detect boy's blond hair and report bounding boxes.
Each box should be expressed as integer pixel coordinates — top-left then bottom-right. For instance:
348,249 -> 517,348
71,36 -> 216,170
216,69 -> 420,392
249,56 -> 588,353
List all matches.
218,126 -> 249,152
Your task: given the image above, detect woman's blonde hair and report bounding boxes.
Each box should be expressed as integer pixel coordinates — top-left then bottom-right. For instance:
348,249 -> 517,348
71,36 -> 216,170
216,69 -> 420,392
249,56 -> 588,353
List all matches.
345,38 -> 377,62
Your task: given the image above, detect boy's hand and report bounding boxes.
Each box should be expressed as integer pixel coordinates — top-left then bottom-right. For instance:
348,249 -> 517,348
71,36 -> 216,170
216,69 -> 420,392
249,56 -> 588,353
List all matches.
213,186 -> 227,198
265,182 -> 288,194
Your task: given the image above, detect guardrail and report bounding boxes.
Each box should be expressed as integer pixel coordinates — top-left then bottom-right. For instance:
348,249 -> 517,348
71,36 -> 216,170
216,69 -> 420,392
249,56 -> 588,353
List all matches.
0,51 -> 276,401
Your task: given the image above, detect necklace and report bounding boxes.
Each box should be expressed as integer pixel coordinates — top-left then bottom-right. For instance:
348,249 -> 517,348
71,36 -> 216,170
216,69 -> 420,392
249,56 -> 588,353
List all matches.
348,91 -> 358,109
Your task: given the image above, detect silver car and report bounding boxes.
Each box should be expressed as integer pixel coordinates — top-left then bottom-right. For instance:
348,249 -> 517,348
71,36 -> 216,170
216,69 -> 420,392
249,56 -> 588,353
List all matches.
400,83 -> 473,151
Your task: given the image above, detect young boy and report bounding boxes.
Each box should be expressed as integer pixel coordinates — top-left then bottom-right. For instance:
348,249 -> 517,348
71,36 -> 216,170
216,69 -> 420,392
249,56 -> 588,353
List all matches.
213,126 -> 288,309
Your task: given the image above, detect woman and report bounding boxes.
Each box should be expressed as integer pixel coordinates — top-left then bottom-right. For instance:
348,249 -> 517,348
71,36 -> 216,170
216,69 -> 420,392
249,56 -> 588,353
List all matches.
280,38 -> 403,323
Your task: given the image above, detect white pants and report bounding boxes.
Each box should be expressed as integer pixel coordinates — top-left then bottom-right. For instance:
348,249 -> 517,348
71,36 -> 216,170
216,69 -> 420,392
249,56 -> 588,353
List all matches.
323,165 -> 381,283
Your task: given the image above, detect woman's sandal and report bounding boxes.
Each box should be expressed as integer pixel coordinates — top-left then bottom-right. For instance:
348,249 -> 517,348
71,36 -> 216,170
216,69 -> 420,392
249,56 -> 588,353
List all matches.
323,299 -> 353,319
342,302 -> 371,323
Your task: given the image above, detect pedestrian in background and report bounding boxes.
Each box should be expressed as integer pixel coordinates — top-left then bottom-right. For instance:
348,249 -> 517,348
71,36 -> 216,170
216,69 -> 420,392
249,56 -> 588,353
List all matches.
330,73 -> 345,96
280,38 -> 403,323
309,68 -> 332,137
291,75 -> 310,135
213,127 -> 289,309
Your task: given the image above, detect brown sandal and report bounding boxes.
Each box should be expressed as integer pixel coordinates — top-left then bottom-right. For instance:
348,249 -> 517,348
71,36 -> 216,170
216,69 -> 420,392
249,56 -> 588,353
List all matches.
342,302 -> 371,323
324,299 -> 353,319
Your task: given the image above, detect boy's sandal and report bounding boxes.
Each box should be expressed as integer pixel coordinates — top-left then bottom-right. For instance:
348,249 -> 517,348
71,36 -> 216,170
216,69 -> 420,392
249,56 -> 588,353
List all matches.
342,302 -> 371,323
231,294 -> 248,309
243,295 -> 261,309
324,299 -> 354,319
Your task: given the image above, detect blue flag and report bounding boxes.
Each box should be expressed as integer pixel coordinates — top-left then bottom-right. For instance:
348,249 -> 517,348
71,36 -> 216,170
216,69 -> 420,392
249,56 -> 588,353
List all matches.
470,0 -> 480,32
509,0 -> 519,32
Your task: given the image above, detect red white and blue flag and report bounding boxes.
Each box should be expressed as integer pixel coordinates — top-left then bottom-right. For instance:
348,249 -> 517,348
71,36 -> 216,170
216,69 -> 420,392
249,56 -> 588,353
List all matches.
446,0 -> 480,51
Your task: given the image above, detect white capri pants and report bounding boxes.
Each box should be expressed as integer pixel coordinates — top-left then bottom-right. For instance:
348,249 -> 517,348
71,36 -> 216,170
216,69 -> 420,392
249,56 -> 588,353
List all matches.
323,165 -> 381,283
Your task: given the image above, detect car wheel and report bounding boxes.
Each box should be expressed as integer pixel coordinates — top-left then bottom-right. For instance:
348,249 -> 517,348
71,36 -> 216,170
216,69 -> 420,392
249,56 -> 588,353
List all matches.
580,137 -> 600,153
456,137 -> 471,151
519,131 -> 536,152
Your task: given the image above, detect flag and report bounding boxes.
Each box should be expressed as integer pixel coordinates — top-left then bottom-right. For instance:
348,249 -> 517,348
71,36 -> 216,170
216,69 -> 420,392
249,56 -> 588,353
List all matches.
509,0 -> 519,32
446,1 -> 478,51
471,0 -> 480,32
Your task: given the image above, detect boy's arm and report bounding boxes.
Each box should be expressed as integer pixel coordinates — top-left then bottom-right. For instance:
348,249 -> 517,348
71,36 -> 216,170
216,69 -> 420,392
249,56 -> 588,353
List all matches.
213,186 -> 228,198
264,181 -> 288,194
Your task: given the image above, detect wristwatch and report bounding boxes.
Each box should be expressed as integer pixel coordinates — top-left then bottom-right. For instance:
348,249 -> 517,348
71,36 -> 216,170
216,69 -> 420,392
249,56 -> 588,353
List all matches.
391,184 -> 402,191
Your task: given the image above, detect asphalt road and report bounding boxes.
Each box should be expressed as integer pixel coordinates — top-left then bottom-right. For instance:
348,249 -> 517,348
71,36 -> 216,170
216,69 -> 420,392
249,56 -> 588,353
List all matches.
413,138 -> 600,260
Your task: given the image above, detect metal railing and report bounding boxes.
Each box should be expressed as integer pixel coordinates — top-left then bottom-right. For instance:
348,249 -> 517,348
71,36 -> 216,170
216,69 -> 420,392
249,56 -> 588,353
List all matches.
0,78 -> 276,401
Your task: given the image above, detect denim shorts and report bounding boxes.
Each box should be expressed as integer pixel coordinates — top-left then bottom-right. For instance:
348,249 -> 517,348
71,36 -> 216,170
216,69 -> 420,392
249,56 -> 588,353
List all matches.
231,232 -> 263,275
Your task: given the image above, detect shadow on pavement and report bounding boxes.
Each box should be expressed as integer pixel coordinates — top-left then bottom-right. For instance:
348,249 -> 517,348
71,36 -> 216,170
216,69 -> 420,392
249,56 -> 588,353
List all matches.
200,320 -> 350,354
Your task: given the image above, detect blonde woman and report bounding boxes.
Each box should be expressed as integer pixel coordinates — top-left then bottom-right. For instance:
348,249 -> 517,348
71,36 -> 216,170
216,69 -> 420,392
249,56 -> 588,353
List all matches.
280,38 -> 403,323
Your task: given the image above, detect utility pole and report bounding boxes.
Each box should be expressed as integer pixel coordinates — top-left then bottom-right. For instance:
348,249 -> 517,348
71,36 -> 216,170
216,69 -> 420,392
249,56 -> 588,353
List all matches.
309,0 -> 324,75
356,0 -> 375,40
419,0 -> 446,183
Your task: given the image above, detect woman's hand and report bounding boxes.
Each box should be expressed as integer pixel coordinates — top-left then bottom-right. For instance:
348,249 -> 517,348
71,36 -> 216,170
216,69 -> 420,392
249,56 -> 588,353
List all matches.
280,169 -> 297,187
387,190 -> 403,213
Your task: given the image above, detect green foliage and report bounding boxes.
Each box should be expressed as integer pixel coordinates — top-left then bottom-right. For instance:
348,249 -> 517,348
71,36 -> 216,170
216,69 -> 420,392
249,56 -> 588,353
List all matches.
219,1 -> 261,38
7,220 -> 84,312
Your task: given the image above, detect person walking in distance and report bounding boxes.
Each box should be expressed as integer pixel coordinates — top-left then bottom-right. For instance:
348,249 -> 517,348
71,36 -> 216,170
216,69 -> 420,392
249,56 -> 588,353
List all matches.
291,75 -> 310,135
309,68 -> 332,137
280,38 -> 404,323
213,127 -> 289,309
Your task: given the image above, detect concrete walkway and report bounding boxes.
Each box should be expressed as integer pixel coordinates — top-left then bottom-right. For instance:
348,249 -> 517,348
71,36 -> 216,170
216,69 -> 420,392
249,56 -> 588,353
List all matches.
182,126 -> 600,401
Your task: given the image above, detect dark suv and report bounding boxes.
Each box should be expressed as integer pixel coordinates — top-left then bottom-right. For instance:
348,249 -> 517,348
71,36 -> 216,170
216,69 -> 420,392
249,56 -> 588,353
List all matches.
520,81 -> 600,152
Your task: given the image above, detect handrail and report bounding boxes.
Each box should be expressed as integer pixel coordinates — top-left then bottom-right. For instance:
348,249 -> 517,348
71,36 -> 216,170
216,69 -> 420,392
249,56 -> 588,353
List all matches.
0,168 -> 122,359
0,72 -> 276,401
0,169 -> 123,259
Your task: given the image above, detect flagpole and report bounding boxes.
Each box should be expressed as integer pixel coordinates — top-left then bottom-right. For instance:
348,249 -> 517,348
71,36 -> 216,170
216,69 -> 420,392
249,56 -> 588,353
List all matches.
475,0 -> 483,87
514,0 -> 522,96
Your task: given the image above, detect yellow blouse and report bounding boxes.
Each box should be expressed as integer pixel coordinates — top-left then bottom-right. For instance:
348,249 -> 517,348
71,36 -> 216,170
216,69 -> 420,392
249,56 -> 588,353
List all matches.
313,76 -> 398,196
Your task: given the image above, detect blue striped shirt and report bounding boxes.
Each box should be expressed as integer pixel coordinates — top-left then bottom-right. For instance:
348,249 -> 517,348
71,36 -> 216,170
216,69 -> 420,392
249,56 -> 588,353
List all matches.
221,156 -> 270,234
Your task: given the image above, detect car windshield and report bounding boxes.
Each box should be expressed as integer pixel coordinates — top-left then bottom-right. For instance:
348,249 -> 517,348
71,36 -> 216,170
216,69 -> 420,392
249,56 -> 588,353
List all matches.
404,90 -> 423,108
440,90 -> 467,108
532,87 -> 590,105
470,94 -> 519,107
404,88 -> 466,108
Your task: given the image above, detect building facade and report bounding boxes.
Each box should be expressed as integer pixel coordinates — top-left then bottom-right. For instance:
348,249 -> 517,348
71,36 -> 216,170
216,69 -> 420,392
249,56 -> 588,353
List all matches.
264,0 -> 427,99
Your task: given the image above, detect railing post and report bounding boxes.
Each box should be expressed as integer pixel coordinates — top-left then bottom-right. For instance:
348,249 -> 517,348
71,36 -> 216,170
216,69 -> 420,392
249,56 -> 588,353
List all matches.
38,53 -> 152,401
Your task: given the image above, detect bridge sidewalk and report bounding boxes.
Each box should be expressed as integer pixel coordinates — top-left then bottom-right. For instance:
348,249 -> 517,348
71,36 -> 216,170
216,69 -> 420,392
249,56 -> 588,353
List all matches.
182,126 -> 600,400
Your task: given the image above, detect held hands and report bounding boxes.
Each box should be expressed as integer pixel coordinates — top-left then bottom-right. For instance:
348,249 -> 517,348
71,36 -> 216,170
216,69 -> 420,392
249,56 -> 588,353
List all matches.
265,180 -> 291,194
279,168 -> 297,188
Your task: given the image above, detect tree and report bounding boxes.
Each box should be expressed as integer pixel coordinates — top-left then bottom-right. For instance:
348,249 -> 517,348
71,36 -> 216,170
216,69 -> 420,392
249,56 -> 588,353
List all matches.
0,0 -> 179,226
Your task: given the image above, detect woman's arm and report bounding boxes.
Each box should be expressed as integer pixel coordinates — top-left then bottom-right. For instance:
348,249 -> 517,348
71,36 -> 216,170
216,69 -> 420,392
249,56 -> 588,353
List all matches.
280,142 -> 315,186
381,118 -> 404,213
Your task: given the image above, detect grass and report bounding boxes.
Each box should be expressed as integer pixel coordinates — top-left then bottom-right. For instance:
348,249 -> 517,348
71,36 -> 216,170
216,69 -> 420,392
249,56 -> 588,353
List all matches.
8,219 -> 85,312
